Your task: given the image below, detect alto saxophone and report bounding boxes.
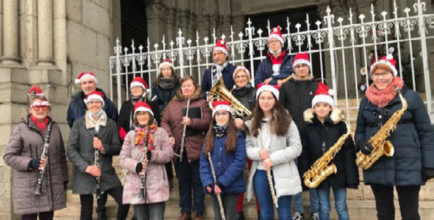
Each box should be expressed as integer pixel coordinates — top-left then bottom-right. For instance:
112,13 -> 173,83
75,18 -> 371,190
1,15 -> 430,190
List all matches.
356,85 -> 407,170
303,115 -> 351,188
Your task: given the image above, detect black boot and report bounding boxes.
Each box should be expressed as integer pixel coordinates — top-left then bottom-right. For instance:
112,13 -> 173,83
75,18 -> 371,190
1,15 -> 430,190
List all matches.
257,211 -> 260,220
97,211 -> 107,220
131,212 -> 137,220
237,211 -> 245,220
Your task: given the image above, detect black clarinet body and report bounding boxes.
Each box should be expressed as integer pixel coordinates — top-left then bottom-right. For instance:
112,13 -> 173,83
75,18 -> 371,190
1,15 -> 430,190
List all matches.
94,133 -> 102,199
34,123 -> 52,196
138,127 -> 150,199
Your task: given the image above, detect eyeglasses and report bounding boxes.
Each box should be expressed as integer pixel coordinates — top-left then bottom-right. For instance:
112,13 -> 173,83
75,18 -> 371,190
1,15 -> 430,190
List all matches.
295,64 -> 309,69
215,111 -> 229,117
372,72 -> 391,78
32,105 -> 50,111
235,75 -> 248,79
131,86 -> 143,90
269,40 -> 281,45
88,101 -> 102,105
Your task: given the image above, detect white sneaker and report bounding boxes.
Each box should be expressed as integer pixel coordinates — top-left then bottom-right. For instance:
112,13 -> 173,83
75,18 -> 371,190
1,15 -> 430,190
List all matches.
293,212 -> 305,220
311,212 -> 319,220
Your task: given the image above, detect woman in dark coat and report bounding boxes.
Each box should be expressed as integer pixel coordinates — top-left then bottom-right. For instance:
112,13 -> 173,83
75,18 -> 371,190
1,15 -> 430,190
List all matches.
355,55 -> 434,220
3,86 -> 68,220
151,58 -> 180,115
67,91 -> 129,220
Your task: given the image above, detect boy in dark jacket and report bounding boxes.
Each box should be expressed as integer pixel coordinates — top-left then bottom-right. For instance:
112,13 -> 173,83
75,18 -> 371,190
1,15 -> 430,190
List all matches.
299,83 -> 359,220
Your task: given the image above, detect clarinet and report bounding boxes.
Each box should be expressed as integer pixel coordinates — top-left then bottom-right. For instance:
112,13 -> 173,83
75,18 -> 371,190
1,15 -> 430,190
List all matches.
258,128 -> 278,208
94,133 -> 102,199
179,98 -> 191,162
207,152 -> 226,220
138,126 -> 150,199
34,122 -> 53,195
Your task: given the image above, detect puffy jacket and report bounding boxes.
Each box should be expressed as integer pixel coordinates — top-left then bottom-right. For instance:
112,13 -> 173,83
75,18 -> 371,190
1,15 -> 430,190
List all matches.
199,130 -> 246,194
201,63 -> 236,99
67,88 -> 118,128
355,86 -> 434,186
119,127 -> 174,204
254,53 -> 294,86
151,80 -> 180,114
231,83 -> 256,117
3,116 -> 67,215
161,86 -> 212,161
279,78 -> 319,132
299,108 -> 359,190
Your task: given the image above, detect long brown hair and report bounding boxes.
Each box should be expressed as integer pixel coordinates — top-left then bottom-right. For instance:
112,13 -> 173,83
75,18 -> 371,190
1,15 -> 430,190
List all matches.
204,116 -> 238,155
249,94 -> 292,137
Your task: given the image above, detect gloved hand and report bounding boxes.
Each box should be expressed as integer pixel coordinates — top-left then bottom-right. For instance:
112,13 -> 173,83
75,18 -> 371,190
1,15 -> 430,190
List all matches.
136,163 -> 143,174
28,159 -> 41,170
422,168 -> 434,182
357,139 -> 374,155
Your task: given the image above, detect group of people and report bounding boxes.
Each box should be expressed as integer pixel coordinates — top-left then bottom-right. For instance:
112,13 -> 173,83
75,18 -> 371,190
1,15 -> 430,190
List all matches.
3,26 -> 434,220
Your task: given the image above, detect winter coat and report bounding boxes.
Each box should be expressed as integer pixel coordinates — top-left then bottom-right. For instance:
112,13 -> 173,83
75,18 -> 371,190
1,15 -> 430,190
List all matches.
199,130 -> 246,194
254,53 -> 294,86
279,77 -> 320,132
231,83 -> 256,118
67,116 -> 122,194
119,127 -> 174,204
245,119 -> 302,200
151,80 -> 180,114
161,86 -> 212,161
355,86 -> 434,186
299,108 -> 359,190
117,97 -> 161,139
201,63 -> 236,99
67,88 -> 118,128
3,116 -> 67,215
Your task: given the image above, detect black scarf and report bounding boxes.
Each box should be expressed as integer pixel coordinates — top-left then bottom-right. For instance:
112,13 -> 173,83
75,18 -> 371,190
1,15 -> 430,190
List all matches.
213,125 -> 227,137
232,83 -> 253,97
158,76 -> 178,90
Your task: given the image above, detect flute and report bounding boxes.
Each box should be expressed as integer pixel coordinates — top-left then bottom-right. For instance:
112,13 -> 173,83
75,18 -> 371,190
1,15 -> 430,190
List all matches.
138,126 -> 150,199
178,98 -> 191,161
207,152 -> 226,220
258,128 -> 278,208
94,133 -> 102,199
34,123 -> 53,195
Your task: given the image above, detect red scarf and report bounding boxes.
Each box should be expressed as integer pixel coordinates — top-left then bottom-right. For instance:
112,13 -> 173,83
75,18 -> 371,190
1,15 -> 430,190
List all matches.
267,50 -> 286,65
30,115 -> 50,132
365,77 -> 404,108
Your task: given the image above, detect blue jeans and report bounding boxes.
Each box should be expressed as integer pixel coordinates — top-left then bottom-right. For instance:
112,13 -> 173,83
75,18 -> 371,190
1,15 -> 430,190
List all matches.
293,158 -> 319,214
254,170 -> 292,220
316,187 -> 349,220
133,202 -> 165,220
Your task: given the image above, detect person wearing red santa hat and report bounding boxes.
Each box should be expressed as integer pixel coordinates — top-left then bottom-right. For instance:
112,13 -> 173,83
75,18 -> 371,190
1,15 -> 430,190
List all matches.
279,52 -> 321,220
355,55 -> 434,220
67,90 -> 129,220
298,82 -> 358,220
67,71 -> 118,129
3,86 -> 68,220
119,101 -> 174,220
151,58 -> 180,115
255,27 -> 294,87
244,84 -> 302,220
201,39 -> 236,99
199,101 -> 246,220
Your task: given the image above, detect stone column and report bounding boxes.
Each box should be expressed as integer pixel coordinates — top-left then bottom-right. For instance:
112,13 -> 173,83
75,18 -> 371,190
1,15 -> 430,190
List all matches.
37,0 -> 54,65
1,0 -> 19,64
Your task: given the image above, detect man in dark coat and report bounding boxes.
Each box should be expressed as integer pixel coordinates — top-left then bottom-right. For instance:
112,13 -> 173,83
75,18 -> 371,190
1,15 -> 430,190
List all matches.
255,27 -> 294,87
67,71 -> 118,128
201,39 -> 236,99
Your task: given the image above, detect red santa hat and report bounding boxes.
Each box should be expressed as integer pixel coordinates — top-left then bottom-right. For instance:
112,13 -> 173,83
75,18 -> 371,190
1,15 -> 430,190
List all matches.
212,101 -> 233,117
370,54 -> 398,76
312,82 -> 334,108
256,84 -> 280,100
28,86 -> 51,106
75,71 -> 98,84
84,91 -> 105,107
130,76 -> 149,90
233,66 -> 251,81
292,53 -> 312,69
268,27 -> 284,45
159,58 -> 174,69
214,39 -> 228,56
134,101 -> 154,117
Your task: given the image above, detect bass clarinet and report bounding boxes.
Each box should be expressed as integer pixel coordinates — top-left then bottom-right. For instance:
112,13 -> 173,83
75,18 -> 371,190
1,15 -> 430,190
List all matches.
94,133 -> 102,199
207,152 -> 226,220
138,126 -> 150,199
178,98 -> 191,162
34,122 -> 53,195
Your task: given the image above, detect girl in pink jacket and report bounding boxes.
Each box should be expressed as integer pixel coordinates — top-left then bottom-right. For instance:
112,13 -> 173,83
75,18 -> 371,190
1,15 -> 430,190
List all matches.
119,101 -> 174,220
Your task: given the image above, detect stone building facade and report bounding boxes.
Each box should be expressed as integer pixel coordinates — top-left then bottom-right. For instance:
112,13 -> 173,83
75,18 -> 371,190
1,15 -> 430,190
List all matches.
0,0 -> 433,219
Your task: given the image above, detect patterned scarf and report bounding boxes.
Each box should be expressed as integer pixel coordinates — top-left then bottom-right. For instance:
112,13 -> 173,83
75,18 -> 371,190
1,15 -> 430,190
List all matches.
134,124 -> 158,151
213,125 -> 227,137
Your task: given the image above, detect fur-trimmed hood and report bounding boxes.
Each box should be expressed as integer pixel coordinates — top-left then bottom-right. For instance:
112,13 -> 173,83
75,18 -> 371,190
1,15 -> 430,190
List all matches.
303,108 -> 343,124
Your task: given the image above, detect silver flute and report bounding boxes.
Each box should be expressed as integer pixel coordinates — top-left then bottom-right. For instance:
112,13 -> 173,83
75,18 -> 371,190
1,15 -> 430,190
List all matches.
207,152 -> 226,220
34,123 -> 53,195
138,126 -> 150,199
178,98 -> 191,162
258,128 -> 278,208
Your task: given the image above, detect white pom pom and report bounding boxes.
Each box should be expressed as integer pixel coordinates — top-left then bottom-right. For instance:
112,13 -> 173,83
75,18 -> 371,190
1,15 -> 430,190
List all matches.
386,54 -> 393,60
328,89 -> 334,96
388,47 -> 395,54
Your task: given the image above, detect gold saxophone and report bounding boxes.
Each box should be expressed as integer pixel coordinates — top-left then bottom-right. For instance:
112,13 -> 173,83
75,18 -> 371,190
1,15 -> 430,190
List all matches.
281,74 -> 294,83
303,114 -> 351,188
355,85 -> 407,170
